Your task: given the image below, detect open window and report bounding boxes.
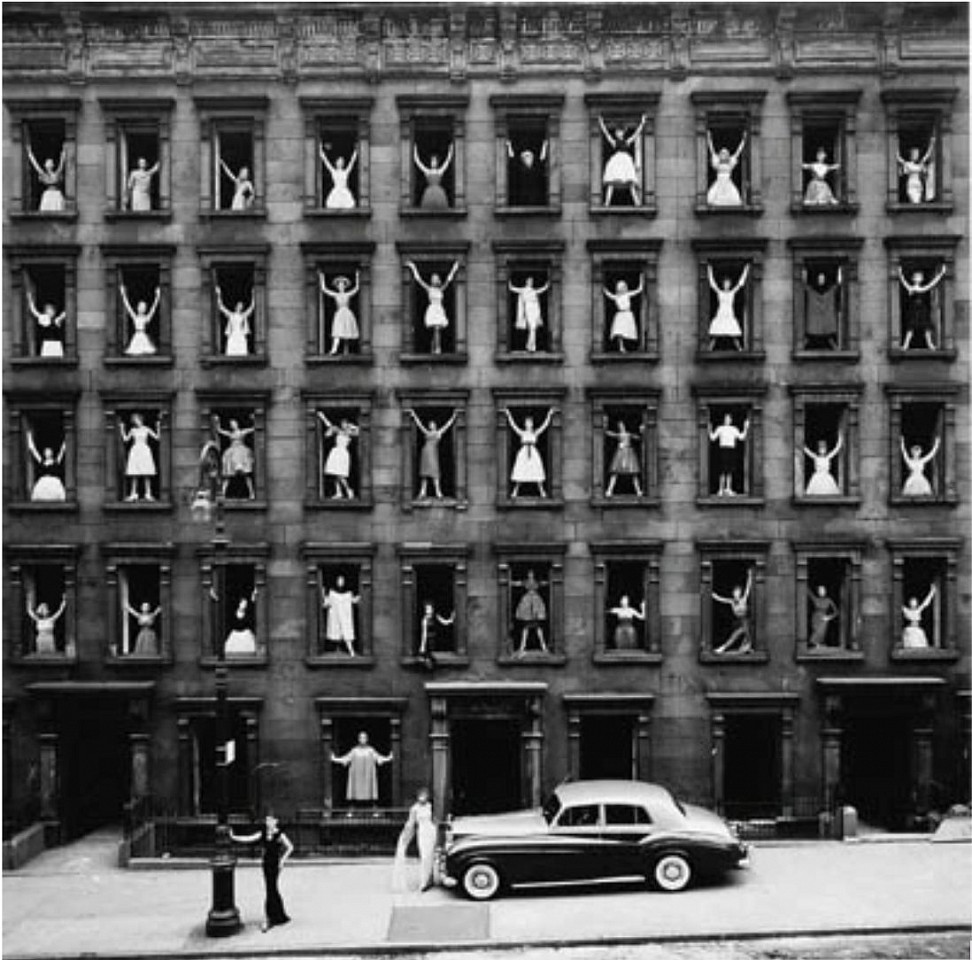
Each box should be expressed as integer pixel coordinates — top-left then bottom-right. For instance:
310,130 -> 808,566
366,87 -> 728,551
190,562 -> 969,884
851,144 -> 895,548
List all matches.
6,246 -> 79,364
692,91 -> 764,214
794,544 -> 864,659
791,386 -> 862,505
303,243 -> 374,363
592,543 -> 663,662
787,91 -> 860,213
398,95 -> 467,215
564,695 -> 655,783
694,387 -> 766,505
197,394 -> 268,509
7,546 -> 78,661
494,390 -> 565,509
100,99 -> 173,216
199,549 -> 269,664
397,244 -> 469,362
199,247 -> 268,364
397,391 -> 468,510
493,242 -> 563,361
195,97 -> 267,216
301,97 -> 372,215
398,546 -> 469,667
102,394 -> 173,510
589,391 -> 660,507
7,397 -> 78,510
889,540 -> 961,661
697,542 -> 769,662
6,99 -> 79,217
104,545 -> 174,662
303,394 -> 373,510
102,247 -> 174,363
882,88 -> 957,213
492,95 -> 562,214
887,387 -> 958,506
496,546 -> 566,664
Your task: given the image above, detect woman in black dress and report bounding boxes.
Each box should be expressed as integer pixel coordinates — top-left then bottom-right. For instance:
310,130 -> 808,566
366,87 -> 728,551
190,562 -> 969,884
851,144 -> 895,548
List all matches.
230,813 -> 293,932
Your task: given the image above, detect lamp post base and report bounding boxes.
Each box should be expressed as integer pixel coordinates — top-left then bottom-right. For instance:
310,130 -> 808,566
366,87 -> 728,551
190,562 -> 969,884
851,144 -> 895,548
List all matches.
205,849 -> 241,937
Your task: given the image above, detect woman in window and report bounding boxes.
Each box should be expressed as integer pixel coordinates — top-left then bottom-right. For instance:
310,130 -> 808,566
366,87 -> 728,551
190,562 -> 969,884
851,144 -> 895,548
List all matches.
119,412 -> 161,502
899,265 -> 946,350
126,600 -> 161,656
330,731 -> 393,808
605,420 -> 643,498
900,435 -> 940,497
126,156 -> 160,212
406,408 -> 457,500
609,594 -> 646,650
215,416 -> 256,499
509,275 -> 550,353
321,575 -> 360,655
504,407 -> 555,499
897,135 -> 936,204
901,585 -> 936,649
803,432 -> 842,496
120,284 -> 161,357
223,585 -> 258,656
413,143 -> 453,209
707,263 -> 749,351
802,147 -> 839,205
319,272 -> 360,356
598,114 -> 646,206
26,142 -> 66,212
709,412 -> 749,497
807,585 -> 839,648
512,569 -> 549,655
320,145 -> 358,210
27,595 -> 66,654
803,267 -> 841,350
317,412 -> 359,500
219,159 -> 254,210
506,137 -> 548,206
216,284 -> 255,357
26,289 -> 66,359
416,602 -> 454,670
26,429 -> 66,502
604,278 -> 644,353
705,129 -> 746,207
230,813 -> 293,932
712,569 -> 753,654
406,260 -> 459,356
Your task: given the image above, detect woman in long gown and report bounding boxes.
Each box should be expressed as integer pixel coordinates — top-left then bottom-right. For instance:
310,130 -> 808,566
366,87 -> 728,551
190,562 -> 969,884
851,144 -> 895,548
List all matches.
505,407 -> 555,498
803,434 -> 842,496
807,586 -> 839,648
321,147 -> 358,209
803,268 -> 841,350
126,601 -> 161,655
215,416 -> 256,499
26,430 -> 66,502
406,260 -> 459,355
317,412 -> 358,499
230,814 -> 293,932
705,130 -> 746,206
407,408 -> 457,499
26,291 -> 66,358
605,421 -> 643,497
216,285 -> 255,357
604,278 -> 644,352
897,137 -> 935,204
319,272 -> 360,355
414,144 -> 453,209
509,275 -> 551,353
598,115 -> 646,205
707,263 -> 749,350
609,595 -> 646,650
121,285 -> 161,356
219,160 -> 254,210
898,265 -> 946,350
901,436 -> 940,497
322,575 -> 360,656
27,597 -> 66,654
27,145 -> 66,211
802,148 -> 840,205
393,788 -> 438,893
331,731 -> 393,806
120,412 -> 160,501
126,157 -> 159,211
901,586 -> 936,649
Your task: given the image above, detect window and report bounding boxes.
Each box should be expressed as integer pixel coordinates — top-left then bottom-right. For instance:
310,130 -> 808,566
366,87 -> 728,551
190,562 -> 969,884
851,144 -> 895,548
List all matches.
694,240 -> 766,360
199,548 -> 269,663
303,544 -> 374,664
6,246 -> 79,364
885,237 -> 959,360
694,387 -> 766,505
492,95 -> 563,213
789,238 -> 863,360
787,91 -> 860,213
102,247 -> 174,363
397,392 -> 468,509
7,546 -> 78,660
398,546 -> 469,666
195,97 -> 267,216
199,246 -> 269,364
6,99 -> 79,217
302,243 -> 374,363
563,695 -> 655,782
585,93 -> 659,214
496,546 -> 565,663
398,95 -> 468,215
493,390 -> 566,508
697,542 -> 769,662
197,393 -> 269,508
604,804 -> 652,826
397,244 -> 469,362
7,396 -> 78,510
882,88 -> 957,213
886,386 -> 959,506
790,386 -> 863,504
494,242 -> 564,360
889,540 -> 961,661
588,240 -> 661,362
301,97 -> 372,215
102,394 -> 173,510
303,394 -> 373,510
104,544 -> 174,661
692,91 -> 764,214
557,804 -> 600,828
100,98 -> 173,216
592,543 -> 663,662
589,391 -> 660,506
794,543 -> 864,659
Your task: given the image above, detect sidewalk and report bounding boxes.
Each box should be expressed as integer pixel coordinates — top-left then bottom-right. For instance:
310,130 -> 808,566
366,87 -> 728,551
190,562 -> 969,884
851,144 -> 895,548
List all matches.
3,832 -> 969,959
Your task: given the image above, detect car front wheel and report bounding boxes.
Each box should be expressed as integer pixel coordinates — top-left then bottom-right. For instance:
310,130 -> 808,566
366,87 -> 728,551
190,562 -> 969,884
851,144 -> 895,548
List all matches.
461,861 -> 503,901
653,853 -> 692,892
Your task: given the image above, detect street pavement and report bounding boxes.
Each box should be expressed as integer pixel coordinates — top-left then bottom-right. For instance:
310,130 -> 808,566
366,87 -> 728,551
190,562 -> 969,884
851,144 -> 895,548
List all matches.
2,830 -> 969,959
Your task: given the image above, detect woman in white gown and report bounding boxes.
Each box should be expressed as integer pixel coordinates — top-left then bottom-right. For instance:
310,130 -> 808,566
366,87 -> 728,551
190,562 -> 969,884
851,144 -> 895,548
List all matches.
406,260 -> 459,355
598,114 -> 646,206
27,597 -> 67,654
509,275 -> 551,353
321,147 -> 358,210
127,157 -> 160,211
27,145 -> 66,211
119,412 -> 161,502
26,430 -> 66,502
216,285 -> 255,357
322,575 -> 360,655
706,130 -> 746,206
215,416 -> 256,499
320,272 -> 360,355
505,407 -> 555,498
897,137 -> 935,204
803,434 -> 842,496
900,436 -> 939,497
603,278 -> 644,352
318,412 -> 359,499
901,586 -> 936,648
219,159 -> 254,210
121,284 -> 161,356
393,788 -> 437,893
707,263 -> 749,350
802,147 -> 840,205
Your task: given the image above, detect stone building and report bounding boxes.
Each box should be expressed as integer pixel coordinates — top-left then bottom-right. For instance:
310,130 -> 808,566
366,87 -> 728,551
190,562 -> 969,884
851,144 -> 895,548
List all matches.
3,3 -> 969,850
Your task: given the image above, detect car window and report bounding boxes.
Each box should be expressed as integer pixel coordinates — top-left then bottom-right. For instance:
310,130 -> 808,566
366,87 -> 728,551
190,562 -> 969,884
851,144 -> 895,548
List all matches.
557,803 -> 600,827
604,803 -> 652,826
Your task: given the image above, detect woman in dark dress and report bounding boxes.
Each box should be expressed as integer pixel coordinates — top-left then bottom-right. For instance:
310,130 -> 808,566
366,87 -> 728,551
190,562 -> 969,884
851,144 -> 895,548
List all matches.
230,813 -> 293,932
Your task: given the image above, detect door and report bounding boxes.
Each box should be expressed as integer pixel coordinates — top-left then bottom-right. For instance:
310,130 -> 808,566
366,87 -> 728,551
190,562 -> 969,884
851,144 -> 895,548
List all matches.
841,714 -> 911,830
450,717 -> 521,816
723,714 -> 782,819
579,715 -> 635,780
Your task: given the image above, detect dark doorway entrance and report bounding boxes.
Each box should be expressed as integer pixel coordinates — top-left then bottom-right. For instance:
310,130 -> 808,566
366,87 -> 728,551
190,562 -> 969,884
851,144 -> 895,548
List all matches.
450,717 -> 521,816
58,699 -> 131,839
580,715 -> 635,780
723,714 -> 782,819
841,713 -> 912,831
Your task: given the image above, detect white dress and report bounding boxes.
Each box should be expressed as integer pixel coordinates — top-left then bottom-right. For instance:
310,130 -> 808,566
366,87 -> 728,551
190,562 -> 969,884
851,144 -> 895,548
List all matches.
324,432 -> 352,477
326,167 -> 355,210
231,180 -> 254,211
609,292 -> 637,340
902,466 -> 932,497
128,170 -> 154,211
709,288 -> 742,337
125,315 -> 156,356
511,431 -> 545,483
32,460 -> 66,501
393,801 -> 437,892
423,288 -> 448,329
515,289 -> 543,331
603,146 -> 637,187
707,159 -> 742,206
331,292 -> 359,339
325,590 -> 356,641
805,455 -> 839,496
901,608 -> 929,648
38,170 -> 65,212
224,312 -> 250,356
124,426 -> 156,477
34,614 -> 59,653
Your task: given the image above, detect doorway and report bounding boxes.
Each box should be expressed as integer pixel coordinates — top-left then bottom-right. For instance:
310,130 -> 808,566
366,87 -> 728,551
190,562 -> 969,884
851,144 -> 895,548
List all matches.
723,714 -> 782,819
58,699 -> 131,839
841,713 -> 912,830
450,717 -> 521,816
580,715 -> 635,780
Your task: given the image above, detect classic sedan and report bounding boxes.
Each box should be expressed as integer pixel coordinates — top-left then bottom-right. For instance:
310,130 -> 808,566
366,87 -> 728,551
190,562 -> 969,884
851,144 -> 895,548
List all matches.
441,779 -> 749,901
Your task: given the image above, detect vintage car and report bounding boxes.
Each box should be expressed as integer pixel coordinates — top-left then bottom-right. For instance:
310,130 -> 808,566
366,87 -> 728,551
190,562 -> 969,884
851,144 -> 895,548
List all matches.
441,779 -> 749,901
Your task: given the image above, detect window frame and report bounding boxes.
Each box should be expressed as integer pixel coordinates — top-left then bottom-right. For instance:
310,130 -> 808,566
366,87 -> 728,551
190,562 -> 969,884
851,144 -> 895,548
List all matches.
7,544 -> 79,662
588,389 -> 661,507
303,392 -> 374,511
300,97 -> 372,217
787,90 -> 860,215
697,541 -> 770,664
789,384 -> 863,506
493,240 -> 564,362
99,97 -> 174,219
103,543 -> 174,663
495,544 -> 566,665
793,541 -> 865,661
563,694 -> 655,782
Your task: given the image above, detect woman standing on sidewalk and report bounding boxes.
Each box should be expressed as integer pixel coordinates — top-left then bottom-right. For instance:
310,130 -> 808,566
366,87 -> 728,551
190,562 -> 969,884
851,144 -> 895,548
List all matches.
230,813 -> 293,932
392,788 -> 437,893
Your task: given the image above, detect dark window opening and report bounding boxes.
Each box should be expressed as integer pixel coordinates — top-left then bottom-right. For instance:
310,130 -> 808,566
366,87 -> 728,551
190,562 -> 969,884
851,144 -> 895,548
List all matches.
840,713 -> 911,830
804,403 -> 846,494
24,564 -> 67,654
711,559 -> 753,651
216,129 -> 254,210
213,407 -> 257,500
24,263 -> 66,357
508,266 -> 551,353
507,116 -> 549,207
723,714 -> 781,819
901,557 -> 945,648
558,803 -> 600,827
603,406 -> 645,499
706,117 -> 749,204
897,116 -> 939,204
802,119 -> 843,202
604,801 -> 651,825
411,262 -> 457,355
509,561 -> 552,655
332,718 -> 393,807
317,407 -> 360,500
119,263 -> 161,357
450,717 -> 521,816
24,119 -> 66,210
802,258 -> 844,350
707,259 -> 750,351
213,264 -> 255,356
411,406 -> 457,498
602,263 -> 645,352
806,557 -> 848,649
413,119 -> 455,208
191,714 -> 251,816
120,565 -> 161,656
605,561 -> 648,651
216,564 -> 257,656
901,403 -> 943,497
122,126 -> 161,211
319,564 -> 361,656
415,564 -> 456,655
118,406 -> 162,502
318,265 -> 361,356
707,404 -> 751,496
320,120 -> 359,208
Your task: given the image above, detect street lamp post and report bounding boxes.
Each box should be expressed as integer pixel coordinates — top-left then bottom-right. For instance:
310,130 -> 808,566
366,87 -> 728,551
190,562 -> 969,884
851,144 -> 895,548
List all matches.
194,437 -> 241,938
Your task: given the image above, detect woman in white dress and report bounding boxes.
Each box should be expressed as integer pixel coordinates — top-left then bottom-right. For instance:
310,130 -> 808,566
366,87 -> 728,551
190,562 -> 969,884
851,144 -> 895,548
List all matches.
897,137 -> 935,204
215,416 -> 255,499
509,275 -> 551,353
126,156 -> 160,211
26,430 -> 66,502
803,433 -> 842,496
119,412 -> 160,502
321,147 -> 358,210
603,278 -> 644,352
126,601 -> 161,655
26,290 -> 66,358
121,284 -> 161,357
223,587 -> 258,656
413,144 -> 453,209
322,575 -> 360,655
407,408 -> 458,500
705,130 -> 746,206
219,160 -> 254,210
599,114 -> 646,206
802,147 -> 840,205
27,144 -> 66,211
27,597 -> 67,654
709,413 -> 749,496
707,263 -> 749,350
901,586 -> 936,649
318,412 -> 359,499
901,436 -> 940,497
216,285 -> 255,357
320,272 -> 360,355
393,788 -> 438,893
406,260 -> 459,355
505,407 -> 555,498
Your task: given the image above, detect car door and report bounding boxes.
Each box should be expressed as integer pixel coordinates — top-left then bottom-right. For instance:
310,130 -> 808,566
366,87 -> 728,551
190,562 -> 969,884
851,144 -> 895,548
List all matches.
548,802 -> 605,881
600,802 -> 655,877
